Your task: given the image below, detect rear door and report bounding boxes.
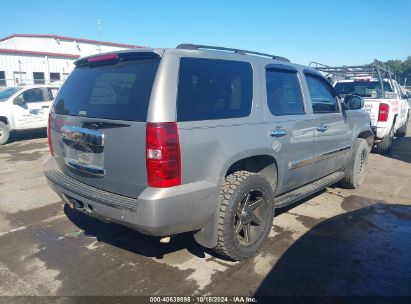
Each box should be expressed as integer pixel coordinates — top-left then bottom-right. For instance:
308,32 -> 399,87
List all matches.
49,53 -> 160,198
264,64 -> 316,194
304,72 -> 352,180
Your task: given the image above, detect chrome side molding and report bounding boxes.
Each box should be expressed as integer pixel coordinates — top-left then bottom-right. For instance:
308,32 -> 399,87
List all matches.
315,146 -> 351,162
288,146 -> 351,170
288,157 -> 314,170
61,126 -> 104,147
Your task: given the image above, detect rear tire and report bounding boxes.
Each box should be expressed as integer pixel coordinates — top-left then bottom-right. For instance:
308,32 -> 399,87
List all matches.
212,171 -> 275,261
0,121 -> 10,145
374,125 -> 394,154
340,138 -> 369,189
396,116 -> 408,137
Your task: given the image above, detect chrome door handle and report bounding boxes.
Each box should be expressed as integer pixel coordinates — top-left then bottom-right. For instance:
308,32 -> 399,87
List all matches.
317,123 -> 329,132
270,129 -> 288,138
42,105 -> 50,109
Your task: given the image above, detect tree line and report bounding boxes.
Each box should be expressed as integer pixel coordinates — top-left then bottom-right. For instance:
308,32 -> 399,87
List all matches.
385,56 -> 411,86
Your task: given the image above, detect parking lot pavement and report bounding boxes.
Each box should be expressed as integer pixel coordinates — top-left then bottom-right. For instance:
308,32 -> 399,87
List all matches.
0,129 -> 410,297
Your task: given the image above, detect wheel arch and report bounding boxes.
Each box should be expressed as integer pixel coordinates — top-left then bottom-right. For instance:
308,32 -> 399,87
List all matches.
393,114 -> 398,129
224,154 -> 278,191
195,153 -> 278,249
0,116 -> 9,125
357,129 -> 374,148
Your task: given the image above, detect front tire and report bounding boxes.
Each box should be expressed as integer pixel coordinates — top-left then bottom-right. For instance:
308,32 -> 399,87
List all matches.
340,138 -> 369,189
212,171 -> 275,261
0,121 -> 10,145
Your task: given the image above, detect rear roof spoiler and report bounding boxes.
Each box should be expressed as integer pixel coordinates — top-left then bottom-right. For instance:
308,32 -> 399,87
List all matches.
75,51 -> 159,67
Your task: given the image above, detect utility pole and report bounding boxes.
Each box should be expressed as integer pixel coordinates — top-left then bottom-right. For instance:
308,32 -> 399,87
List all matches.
97,18 -> 102,54
18,59 -> 22,84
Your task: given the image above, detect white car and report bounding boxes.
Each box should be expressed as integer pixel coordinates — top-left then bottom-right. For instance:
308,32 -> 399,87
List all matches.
0,84 -> 60,145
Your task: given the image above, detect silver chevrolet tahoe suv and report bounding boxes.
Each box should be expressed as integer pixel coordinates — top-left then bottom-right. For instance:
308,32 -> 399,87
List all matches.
44,44 -> 373,260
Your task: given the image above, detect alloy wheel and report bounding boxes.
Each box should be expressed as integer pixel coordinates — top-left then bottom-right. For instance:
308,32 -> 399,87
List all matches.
234,189 -> 268,246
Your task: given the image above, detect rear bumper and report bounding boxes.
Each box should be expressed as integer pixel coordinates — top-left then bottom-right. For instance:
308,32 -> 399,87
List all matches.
371,126 -> 389,141
44,157 -> 218,236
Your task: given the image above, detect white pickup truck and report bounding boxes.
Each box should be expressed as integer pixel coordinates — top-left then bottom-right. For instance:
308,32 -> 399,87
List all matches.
311,60 -> 410,154
334,78 -> 410,153
0,84 -> 60,145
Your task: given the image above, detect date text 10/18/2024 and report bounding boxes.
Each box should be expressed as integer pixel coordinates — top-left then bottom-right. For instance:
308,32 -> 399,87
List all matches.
149,296 -> 258,303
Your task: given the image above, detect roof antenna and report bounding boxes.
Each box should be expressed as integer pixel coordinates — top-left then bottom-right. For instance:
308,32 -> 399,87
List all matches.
97,18 -> 102,54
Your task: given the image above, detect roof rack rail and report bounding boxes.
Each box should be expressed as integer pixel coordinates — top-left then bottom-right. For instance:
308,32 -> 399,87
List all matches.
309,59 -> 398,98
309,59 -> 396,81
176,44 -> 290,62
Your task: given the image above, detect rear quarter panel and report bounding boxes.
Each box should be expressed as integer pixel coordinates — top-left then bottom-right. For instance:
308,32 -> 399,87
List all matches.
345,108 -> 373,145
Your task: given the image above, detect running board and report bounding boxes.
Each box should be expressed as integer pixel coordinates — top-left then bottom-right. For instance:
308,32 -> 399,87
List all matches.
274,171 -> 344,208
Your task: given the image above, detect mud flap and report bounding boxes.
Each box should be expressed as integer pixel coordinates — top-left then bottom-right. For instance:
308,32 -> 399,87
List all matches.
193,210 -> 219,248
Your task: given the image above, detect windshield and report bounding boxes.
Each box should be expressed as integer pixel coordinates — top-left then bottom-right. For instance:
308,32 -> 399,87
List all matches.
334,81 -> 392,98
0,87 -> 22,102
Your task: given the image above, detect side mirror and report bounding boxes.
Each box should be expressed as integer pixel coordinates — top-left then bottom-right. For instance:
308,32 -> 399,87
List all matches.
13,95 -> 24,105
344,94 -> 364,110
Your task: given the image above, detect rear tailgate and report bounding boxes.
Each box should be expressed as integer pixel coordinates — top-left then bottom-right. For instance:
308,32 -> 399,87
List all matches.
364,99 -> 380,127
49,52 -> 160,198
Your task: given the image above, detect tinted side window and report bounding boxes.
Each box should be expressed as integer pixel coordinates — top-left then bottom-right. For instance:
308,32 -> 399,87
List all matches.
22,88 -> 47,103
177,58 -> 253,121
266,69 -> 304,115
305,74 -> 339,113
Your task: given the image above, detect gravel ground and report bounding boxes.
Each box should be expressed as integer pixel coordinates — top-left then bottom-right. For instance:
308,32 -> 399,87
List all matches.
0,127 -> 410,297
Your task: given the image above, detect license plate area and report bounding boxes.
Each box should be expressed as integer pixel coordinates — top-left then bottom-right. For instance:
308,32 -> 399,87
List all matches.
61,126 -> 105,177
64,144 -> 105,177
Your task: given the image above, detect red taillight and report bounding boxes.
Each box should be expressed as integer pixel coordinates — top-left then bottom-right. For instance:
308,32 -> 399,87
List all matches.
87,53 -> 118,63
47,112 -> 54,156
146,122 -> 181,188
378,103 -> 389,122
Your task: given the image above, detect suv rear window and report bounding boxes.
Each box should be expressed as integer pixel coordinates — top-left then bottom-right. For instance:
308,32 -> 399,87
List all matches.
54,59 -> 160,121
177,58 -> 253,121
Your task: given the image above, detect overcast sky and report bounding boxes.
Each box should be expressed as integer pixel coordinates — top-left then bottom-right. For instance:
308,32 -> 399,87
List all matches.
1,0 -> 410,65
